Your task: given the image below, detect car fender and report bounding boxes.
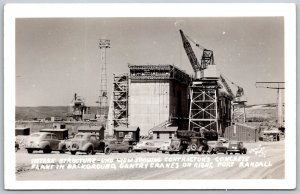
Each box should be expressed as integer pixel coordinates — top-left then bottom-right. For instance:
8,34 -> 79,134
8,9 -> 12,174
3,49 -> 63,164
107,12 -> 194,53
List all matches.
82,143 -> 93,151
58,142 -> 66,150
39,141 -> 50,149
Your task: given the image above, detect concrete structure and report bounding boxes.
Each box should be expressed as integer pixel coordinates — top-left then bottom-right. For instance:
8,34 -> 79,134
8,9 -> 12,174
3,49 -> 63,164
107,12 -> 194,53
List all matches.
260,129 -> 283,142
128,64 -> 190,136
224,124 -> 259,142
151,126 -> 178,141
114,126 -> 140,142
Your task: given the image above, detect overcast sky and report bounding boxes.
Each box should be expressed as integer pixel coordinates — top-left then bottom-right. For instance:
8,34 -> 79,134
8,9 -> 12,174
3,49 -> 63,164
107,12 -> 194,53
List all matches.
16,17 -> 284,106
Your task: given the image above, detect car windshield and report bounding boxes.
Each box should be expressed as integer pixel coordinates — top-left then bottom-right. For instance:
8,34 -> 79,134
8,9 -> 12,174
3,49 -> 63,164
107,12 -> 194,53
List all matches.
75,134 -> 85,139
30,134 -> 40,137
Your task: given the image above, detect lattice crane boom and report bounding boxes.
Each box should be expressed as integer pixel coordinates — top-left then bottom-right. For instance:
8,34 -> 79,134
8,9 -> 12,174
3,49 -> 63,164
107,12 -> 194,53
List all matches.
179,29 -> 202,73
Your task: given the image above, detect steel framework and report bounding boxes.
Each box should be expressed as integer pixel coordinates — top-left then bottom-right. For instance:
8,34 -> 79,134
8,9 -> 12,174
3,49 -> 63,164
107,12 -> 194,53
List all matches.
112,74 -> 129,129
232,101 -> 246,124
96,39 -> 110,120
188,81 -> 219,135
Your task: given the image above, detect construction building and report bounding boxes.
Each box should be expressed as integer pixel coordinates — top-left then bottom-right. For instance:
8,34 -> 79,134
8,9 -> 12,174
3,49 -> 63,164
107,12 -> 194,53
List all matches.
112,64 -> 190,136
151,126 -> 178,141
128,64 -> 191,136
224,124 -> 259,142
67,93 -> 94,121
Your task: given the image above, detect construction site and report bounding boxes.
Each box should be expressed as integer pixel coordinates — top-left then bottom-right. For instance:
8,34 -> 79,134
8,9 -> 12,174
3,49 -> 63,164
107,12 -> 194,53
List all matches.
14,18 -> 287,182
96,29 -> 284,141
15,28 -> 285,143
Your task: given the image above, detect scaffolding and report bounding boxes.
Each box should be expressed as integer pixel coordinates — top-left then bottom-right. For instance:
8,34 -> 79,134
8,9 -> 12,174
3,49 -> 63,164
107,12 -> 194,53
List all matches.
232,99 -> 247,124
188,81 -> 219,134
112,74 -> 129,129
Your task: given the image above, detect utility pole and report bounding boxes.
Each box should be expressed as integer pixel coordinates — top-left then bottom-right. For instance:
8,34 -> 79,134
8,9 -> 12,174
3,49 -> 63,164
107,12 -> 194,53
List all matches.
255,82 -> 285,128
96,39 -> 110,122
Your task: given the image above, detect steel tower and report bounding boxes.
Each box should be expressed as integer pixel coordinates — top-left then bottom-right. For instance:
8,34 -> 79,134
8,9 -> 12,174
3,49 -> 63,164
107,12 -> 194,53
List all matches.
96,39 -> 110,121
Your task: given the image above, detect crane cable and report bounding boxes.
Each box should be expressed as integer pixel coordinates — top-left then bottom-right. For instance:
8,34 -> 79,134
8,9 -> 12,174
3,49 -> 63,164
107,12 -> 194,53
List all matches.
219,74 -> 240,88
185,34 -> 206,51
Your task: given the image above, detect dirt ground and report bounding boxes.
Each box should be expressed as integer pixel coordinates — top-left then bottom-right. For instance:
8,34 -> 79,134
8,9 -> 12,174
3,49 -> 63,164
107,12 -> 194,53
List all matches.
15,141 -> 285,180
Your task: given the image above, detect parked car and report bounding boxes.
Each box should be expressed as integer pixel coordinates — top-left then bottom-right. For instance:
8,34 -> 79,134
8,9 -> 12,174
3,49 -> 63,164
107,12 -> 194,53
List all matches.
133,141 -> 160,153
25,132 -> 67,154
69,133 -> 105,155
218,137 -> 229,143
203,131 -> 218,141
104,140 -> 133,154
168,138 -> 189,154
207,141 -> 227,154
15,141 -> 20,152
186,137 -> 209,154
227,141 -> 247,155
159,140 -> 171,153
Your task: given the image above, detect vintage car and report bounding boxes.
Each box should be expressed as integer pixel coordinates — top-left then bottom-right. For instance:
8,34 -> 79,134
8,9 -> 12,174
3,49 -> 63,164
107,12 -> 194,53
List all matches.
159,140 -> 171,153
218,137 -> 229,143
69,132 -> 105,155
207,141 -> 227,154
203,130 -> 218,141
186,137 -> 209,154
227,141 -> 247,155
104,140 -> 133,154
25,132 -> 67,154
168,138 -> 189,154
15,141 -> 20,152
133,141 -> 160,153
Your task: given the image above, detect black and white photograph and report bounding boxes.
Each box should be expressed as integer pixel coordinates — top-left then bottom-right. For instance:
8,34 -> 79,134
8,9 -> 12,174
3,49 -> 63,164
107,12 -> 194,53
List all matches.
4,3 -> 296,190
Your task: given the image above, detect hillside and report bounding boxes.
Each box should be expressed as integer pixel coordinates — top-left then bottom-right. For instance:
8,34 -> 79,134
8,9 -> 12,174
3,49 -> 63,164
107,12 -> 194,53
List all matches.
15,106 -> 107,121
16,103 -> 283,122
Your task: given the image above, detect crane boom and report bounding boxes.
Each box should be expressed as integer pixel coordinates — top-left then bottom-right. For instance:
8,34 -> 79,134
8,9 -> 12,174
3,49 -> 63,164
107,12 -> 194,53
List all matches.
179,29 -> 202,72
219,75 -> 235,99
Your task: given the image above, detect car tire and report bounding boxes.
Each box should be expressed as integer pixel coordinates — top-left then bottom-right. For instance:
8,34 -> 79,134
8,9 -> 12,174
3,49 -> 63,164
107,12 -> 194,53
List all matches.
27,149 -> 33,154
233,152 -> 235,155
15,147 -> 19,152
86,147 -> 93,155
43,146 -> 51,154
227,151 -> 230,155
105,148 -> 111,155
143,149 -> 147,153
71,151 -> 76,155
59,146 -> 66,154
169,151 -> 173,154
127,147 -> 133,153
162,151 -> 165,154
239,151 -> 242,154
243,149 -> 247,154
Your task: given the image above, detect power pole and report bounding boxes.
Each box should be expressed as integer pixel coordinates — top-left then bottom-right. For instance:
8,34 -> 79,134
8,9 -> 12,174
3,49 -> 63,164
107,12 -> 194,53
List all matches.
96,39 -> 110,122
255,82 -> 285,128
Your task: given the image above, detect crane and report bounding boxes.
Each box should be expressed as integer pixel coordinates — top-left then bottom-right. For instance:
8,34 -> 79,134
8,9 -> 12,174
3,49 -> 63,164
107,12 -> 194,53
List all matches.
255,82 -> 285,131
180,29 -> 245,100
179,29 -> 247,134
179,29 -> 214,79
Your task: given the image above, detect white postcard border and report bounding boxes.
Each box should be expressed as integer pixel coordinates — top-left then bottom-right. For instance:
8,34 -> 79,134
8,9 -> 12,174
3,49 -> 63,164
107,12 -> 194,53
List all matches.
4,3 -> 296,190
